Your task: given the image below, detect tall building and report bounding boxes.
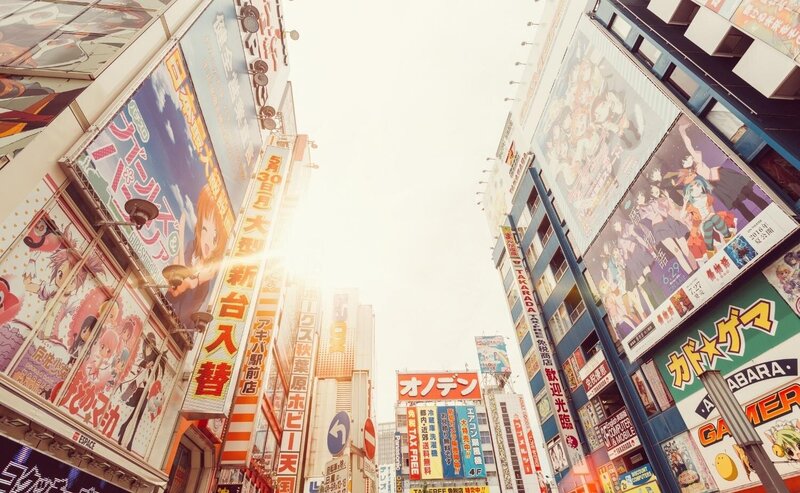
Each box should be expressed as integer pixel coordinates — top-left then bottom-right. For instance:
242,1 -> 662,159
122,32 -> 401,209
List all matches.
485,1 -> 800,493
377,421 -> 398,493
394,370 -> 501,492
303,289 -> 376,492
0,1 -> 328,493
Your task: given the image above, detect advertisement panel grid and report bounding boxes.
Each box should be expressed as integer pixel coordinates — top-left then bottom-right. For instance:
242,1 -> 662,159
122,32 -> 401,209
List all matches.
532,16 -> 679,254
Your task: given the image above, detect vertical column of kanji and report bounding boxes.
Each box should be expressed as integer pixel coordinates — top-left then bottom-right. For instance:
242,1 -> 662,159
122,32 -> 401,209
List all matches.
275,288 -> 319,493
499,225 -> 586,472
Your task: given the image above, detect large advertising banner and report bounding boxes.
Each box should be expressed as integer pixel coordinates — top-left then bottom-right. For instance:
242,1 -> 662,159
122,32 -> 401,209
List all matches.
654,256 -> 800,491
410,488 -> 489,493
0,434 -> 127,492
180,0 -> 263,211
0,75 -> 89,161
532,16 -> 679,254
456,405 -> 486,479
316,290 -> 357,379
585,115 -> 797,361
475,335 -> 511,374
732,1 -> 800,61
397,372 -> 481,401
407,406 -> 421,480
75,46 -> 235,330
437,406 -> 463,479
0,0 -> 162,76
418,406 -> 444,479
488,393 -> 542,493
597,408 -> 641,460
500,226 -> 585,470
184,147 -> 290,418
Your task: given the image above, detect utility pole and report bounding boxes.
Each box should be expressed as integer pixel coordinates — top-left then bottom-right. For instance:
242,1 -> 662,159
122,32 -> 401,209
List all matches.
698,370 -> 789,493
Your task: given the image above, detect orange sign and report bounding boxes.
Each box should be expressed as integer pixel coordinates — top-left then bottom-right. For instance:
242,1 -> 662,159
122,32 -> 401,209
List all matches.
397,372 -> 481,402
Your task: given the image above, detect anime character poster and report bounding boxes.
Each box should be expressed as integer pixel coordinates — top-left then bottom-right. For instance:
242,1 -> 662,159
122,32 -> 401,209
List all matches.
475,335 -> 510,374
0,75 -> 89,161
0,185 -> 121,400
76,47 -> 234,329
661,433 -> 717,493
0,0 -> 159,76
585,115 -> 796,360
180,0 -> 263,211
705,0 -> 743,18
654,270 -> 800,491
763,245 -> 800,315
532,16 -> 678,254
733,0 -> 800,60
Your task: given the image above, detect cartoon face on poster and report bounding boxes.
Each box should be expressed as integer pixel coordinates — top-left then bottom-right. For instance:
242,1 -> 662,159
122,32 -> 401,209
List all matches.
475,335 -> 511,374
532,16 -> 678,254
76,47 -> 234,329
585,115 -> 796,360
0,1 -> 160,75
763,245 -> 800,316
0,75 -> 89,161
661,433 -> 718,493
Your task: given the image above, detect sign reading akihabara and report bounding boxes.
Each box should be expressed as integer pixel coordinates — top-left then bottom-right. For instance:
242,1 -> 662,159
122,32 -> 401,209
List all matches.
276,288 -> 320,493
585,114 -> 796,361
475,335 -> 511,374
500,226 -> 585,470
184,147 -> 290,418
654,246 -> 800,492
397,372 -> 481,401
532,16 -> 679,255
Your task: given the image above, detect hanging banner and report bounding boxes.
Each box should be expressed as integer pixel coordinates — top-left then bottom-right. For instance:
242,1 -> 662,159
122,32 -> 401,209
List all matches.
397,372 -> 481,401
519,394 -> 548,493
475,335 -> 511,374
437,406 -> 463,479
456,405 -> 486,479
418,406 -> 444,479
275,287 -> 320,493
184,146 -> 290,418
500,225 -> 585,470
316,290 -> 357,378
220,260 -> 285,464
598,408 -> 641,460
580,352 -> 613,400
407,406 -> 421,480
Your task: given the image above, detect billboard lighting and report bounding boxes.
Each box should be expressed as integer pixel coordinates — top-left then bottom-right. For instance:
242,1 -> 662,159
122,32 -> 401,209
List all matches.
238,5 -> 261,33
258,105 -> 278,130
96,198 -> 158,231
504,97 -> 519,101
250,59 -> 270,87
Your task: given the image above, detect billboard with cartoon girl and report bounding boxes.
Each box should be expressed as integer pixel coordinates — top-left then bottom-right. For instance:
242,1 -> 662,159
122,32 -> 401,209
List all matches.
532,16 -> 679,254
0,182 -> 123,400
586,115 -> 796,361
75,46 -> 234,329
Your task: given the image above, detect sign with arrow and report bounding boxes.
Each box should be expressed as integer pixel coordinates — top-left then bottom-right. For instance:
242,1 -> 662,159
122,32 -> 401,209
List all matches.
327,411 -> 351,456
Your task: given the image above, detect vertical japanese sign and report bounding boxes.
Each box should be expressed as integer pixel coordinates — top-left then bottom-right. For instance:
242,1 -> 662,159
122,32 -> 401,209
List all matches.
598,408 -> 641,460
407,406 -> 421,480
519,395 -> 548,493
500,225 -> 585,470
275,287 -> 320,493
220,260 -> 285,464
316,290 -> 356,378
417,407 -> 443,479
397,372 -> 481,401
475,335 -> 511,374
184,147 -> 290,417
437,406 -> 463,479
322,453 -> 350,493
456,406 -> 486,479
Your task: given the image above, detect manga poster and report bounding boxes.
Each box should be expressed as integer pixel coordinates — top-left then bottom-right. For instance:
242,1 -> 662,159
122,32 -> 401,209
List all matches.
76,46 -> 234,329
180,0 -> 263,211
655,268 -> 800,491
532,16 -> 678,254
585,115 -> 796,361
475,335 -> 510,374
0,184 -> 123,401
0,0 -> 163,76
0,75 -> 89,162
732,0 -> 800,61
763,244 -> 800,315
660,433 -> 718,493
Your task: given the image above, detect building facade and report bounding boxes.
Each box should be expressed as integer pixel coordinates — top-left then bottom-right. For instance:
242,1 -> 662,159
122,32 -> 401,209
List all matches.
0,1 -> 323,492
486,1 -> 800,493
377,421 -> 397,493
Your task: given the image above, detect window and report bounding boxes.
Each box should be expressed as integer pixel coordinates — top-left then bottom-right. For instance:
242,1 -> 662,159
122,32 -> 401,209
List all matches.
666,64 -> 699,99
499,255 -> 511,280
609,14 -> 632,40
483,450 -> 495,465
480,431 -> 491,445
477,412 -> 488,425
537,216 -> 553,247
641,359 -> 675,411
704,100 -> 747,144
550,249 -> 567,282
535,266 -> 556,302
547,304 -> 570,343
564,285 -> 585,324
507,287 -> 519,309
517,206 -> 532,237
527,235 -> 544,266
397,414 -> 407,427
528,190 -> 541,212
753,147 -> 800,204
515,318 -> 528,342
580,331 -> 601,361
635,36 -> 662,67
632,368 -> 659,416
536,391 -> 553,422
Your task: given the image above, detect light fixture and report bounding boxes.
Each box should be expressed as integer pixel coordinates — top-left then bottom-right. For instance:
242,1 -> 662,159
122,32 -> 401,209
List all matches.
258,106 -> 277,130
283,29 -> 300,40
509,80 -> 521,85
308,140 -> 318,149
141,265 -> 191,290
481,169 -> 490,173
478,181 -> 487,184
485,157 -> 494,161
190,311 -> 213,332
305,163 -> 320,169
527,21 -> 540,26
249,59 -> 270,87
521,41 -> 533,46
504,97 -> 519,101
238,5 -> 260,33
515,62 -> 529,66
96,198 -> 158,231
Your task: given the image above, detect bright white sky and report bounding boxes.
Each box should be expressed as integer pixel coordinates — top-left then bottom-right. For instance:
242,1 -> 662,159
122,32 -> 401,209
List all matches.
283,1 -> 543,425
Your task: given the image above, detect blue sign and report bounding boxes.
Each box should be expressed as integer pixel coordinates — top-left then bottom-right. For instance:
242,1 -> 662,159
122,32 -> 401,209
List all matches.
327,411 -> 351,456
456,405 -> 486,479
620,464 -> 655,490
